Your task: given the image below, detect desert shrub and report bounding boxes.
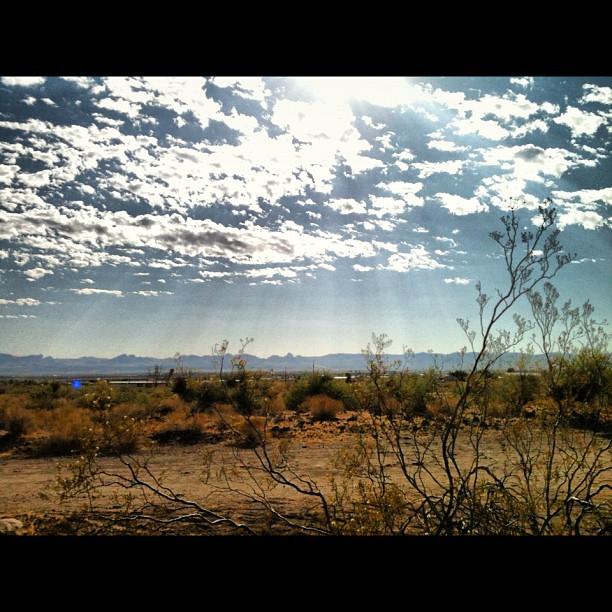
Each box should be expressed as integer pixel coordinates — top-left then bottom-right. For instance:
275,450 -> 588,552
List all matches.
228,373 -> 274,416
0,404 -> 33,440
234,416 -> 267,448
285,372 -> 357,411
449,369 -> 468,381
392,371 -> 437,416
192,379 -> 228,412
152,406 -> 199,443
170,374 -> 200,403
27,381 -> 67,410
305,394 -> 342,422
81,380 -> 115,411
497,372 -> 542,415
33,406 -> 94,457
554,349 -> 612,406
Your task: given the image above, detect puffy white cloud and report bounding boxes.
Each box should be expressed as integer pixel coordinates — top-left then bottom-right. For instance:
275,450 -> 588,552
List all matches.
292,77 -> 424,109
435,193 -> 488,215
0,298 -> 42,306
444,277 -> 471,285
377,180 -> 424,207
581,84 -> 612,106
453,117 -> 509,140
326,198 -> 367,215
509,118 -> 550,138
475,175 -> 541,210
69,288 -> 124,296
318,263 -> 336,271
384,246 -> 449,272
510,77 -> 534,89
353,264 -> 375,272
24,267 -> 52,281
212,77 -> 270,102
427,139 -> 467,152
132,290 -> 174,297
553,106 -> 607,137
370,196 -> 407,218
435,236 -> 457,247
61,77 -> 97,89
412,160 -> 465,178
1,77 -> 45,87
474,144 -> 591,182
0,164 -> 19,186
551,187 -> 612,208
557,209 -> 606,231
97,97 -> 141,118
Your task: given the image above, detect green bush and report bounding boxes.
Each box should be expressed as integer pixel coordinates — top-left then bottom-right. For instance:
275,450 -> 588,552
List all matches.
193,380 -> 228,412
498,372 -> 542,415
555,349 -> 612,406
285,372 -> 357,412
392,371 -> 437,416
27,381 -> 68,410
171,375 -> 191,400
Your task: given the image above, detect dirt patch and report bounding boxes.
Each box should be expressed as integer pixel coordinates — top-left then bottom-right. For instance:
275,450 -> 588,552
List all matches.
1,413 -> 610,535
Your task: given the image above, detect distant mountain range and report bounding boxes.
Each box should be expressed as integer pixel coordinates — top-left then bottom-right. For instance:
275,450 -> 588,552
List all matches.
0,351 -> 548,377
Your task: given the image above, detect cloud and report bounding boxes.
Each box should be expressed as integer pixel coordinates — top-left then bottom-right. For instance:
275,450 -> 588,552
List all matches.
435,236 -> 458,247
427,139 -> 467,152
510,77 -> 535,89
551,187 -> 612,208
132,290 -> 174,297
474,144 -> 591,182
1,77 -> 45,87
553,106 -> 606,137
69,288 -> 124,296
0,298 -> 42,306
557,209 -> 606,231
376,180 -> 424,207
412,160 -> 465,178
435,193 -> 489,215
384,246 -> 449,272
370,196 -> 407,218
23,267 -> 52,281
580,84 -> 612,106
60,77 -> 97,89
0,164 -> 20,186
444,277 -> 471,285
452,117 -> 509,140
97,97 -> 141,118
326,198 -> 367,215
353,264 -> 375,272
475,175 -> 541,210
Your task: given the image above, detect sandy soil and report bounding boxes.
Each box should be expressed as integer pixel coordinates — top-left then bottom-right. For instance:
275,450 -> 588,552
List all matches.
1,415 -> 610,534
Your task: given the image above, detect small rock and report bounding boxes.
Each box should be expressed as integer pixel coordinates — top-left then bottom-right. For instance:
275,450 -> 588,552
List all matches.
0,518 -> 24,535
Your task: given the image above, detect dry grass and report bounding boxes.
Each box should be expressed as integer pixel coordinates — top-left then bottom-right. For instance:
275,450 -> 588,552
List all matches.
304,394 -> 342,422
0,403 -> 34,443
31,405 -> 94,457
150,406 -> 223,445
234,416 -> 267,448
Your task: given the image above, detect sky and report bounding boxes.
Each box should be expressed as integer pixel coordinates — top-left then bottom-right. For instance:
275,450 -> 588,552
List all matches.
0,76 -> 610,358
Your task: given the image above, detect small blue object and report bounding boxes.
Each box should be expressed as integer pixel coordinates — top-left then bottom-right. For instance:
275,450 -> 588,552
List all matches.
71,380 -> 82,389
